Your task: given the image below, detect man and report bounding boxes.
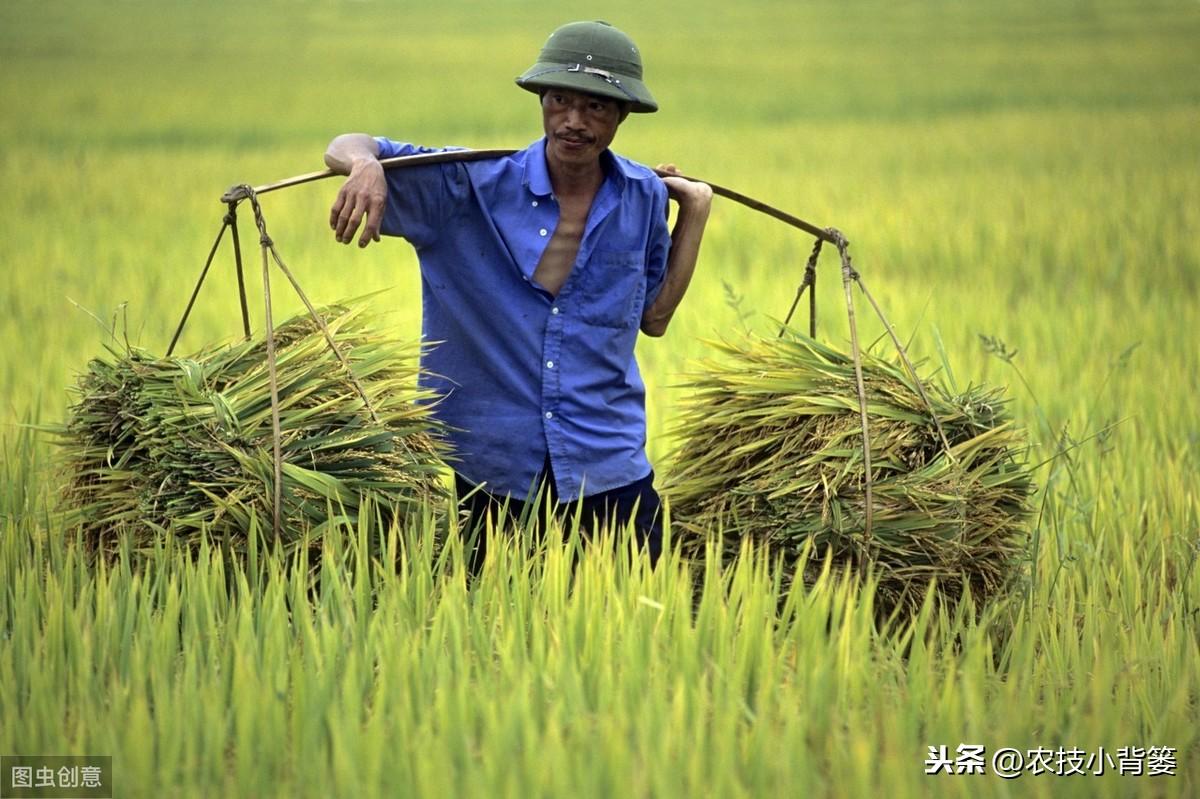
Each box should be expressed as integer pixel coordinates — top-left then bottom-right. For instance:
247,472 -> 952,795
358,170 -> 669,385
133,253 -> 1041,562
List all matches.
324,20 -> 711,569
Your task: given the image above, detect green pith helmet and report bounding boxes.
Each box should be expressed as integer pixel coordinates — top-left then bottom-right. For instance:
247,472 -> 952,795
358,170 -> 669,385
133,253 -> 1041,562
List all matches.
515,20 -> 658,113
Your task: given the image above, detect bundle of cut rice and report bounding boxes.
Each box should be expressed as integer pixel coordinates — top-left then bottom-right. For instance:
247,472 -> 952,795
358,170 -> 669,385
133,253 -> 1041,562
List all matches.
664,330 -> 1035,610
55,303 -> 449,560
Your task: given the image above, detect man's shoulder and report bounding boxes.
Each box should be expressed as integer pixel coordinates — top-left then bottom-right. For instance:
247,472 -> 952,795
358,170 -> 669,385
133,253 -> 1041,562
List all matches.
375,137 -> 467,159
608,151 -> 660,185
607,151 -> 667,211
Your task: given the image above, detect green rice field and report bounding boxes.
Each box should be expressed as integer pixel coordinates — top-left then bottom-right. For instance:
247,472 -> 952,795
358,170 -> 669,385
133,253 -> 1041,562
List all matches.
2,0 -> 1198,796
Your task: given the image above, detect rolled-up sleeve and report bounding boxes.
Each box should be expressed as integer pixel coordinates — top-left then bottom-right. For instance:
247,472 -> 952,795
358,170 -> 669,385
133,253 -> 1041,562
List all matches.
642,179 -> 671,312
373,138 -> 463,250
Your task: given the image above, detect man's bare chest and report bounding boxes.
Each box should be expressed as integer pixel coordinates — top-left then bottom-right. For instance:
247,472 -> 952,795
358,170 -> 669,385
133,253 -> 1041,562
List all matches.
531,197 -> 592,296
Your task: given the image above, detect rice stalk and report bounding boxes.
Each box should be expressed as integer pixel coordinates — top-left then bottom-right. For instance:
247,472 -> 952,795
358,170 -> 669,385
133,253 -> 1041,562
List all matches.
51,302 -> 451,562
664,328 -> 1036,611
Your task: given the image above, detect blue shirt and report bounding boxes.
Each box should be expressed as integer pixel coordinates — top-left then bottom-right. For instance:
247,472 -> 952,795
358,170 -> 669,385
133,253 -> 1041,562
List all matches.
374,136 -> 671,500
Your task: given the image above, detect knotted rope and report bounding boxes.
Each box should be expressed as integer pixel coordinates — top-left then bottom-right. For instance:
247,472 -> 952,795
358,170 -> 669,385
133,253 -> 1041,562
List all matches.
168,184 -> 388,541
774,227 -> 957,556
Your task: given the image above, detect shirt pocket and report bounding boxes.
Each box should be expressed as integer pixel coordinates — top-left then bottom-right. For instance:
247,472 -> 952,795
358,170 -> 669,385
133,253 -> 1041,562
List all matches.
579,250 -> 646,329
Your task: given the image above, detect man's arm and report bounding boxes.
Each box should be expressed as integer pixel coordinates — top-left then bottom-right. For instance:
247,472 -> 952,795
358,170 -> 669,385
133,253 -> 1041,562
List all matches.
641,168 -> 713,337
325,133 -> 387,248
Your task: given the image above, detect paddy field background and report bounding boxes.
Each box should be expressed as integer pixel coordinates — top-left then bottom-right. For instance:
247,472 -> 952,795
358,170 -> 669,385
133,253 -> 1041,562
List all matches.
1,0 -> 1198,796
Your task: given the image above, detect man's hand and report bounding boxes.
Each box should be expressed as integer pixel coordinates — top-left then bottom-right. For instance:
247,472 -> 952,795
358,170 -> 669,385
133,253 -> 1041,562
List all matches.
655,162 -> 714,211
329,158 -> 387,248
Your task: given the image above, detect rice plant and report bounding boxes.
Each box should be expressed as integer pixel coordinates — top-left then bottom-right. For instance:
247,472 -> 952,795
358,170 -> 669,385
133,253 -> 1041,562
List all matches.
51,303 -> 450,563
665,329 -> 1035,610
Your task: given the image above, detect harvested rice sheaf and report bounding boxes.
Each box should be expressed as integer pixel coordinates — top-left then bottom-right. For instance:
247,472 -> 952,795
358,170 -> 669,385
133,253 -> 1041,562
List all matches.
56,303 -> 450,559
664,330 -> 1036,610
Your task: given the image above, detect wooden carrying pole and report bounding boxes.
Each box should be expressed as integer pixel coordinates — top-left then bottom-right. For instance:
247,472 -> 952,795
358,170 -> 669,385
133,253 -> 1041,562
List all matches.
224,148 -> 841,245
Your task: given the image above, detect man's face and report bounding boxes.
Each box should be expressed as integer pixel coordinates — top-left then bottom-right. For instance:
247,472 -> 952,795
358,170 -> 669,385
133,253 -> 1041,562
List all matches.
541,88 -> 626,167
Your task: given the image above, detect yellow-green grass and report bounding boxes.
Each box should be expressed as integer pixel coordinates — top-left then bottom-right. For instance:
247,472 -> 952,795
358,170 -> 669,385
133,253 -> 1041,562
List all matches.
2,0 -> 1198,796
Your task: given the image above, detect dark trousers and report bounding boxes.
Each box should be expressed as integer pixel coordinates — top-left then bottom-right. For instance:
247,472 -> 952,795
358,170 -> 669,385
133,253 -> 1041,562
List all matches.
455,455 -> 663,574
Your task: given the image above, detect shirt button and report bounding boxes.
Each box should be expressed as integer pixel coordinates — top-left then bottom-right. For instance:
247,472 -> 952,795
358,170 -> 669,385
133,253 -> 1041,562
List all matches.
545,411 -> 553,419
532,200 -> 538,207
551,307 -> 560,315
539,228 -> 548,237
546,360 -> 554,369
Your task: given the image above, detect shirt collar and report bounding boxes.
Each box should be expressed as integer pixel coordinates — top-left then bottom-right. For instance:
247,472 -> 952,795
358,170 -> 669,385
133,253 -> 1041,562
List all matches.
523,137 -> 631,197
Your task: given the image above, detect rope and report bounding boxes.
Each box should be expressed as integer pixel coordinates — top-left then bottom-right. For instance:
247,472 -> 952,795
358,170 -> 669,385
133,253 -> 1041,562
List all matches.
779,237 -> 822,337
226,185 -> 385,424
809,250 -> 818,340
228,201 -> 252,340
258,222 -> 283,542
779,226 -> 960,558
169,204 -> 252,359
852,276 -> 955,460
827,229 -> 876,556
177,183 -> 400,542
166,218 -> 229,357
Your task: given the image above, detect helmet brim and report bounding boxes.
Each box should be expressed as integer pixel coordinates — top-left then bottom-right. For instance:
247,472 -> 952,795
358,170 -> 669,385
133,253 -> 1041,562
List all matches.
515,64 -> 658,114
